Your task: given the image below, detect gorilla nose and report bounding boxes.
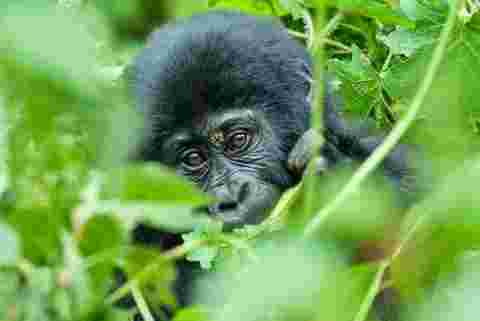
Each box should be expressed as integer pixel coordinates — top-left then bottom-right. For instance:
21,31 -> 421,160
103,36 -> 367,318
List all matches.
208,200 -> 238,214
207,180 -> 251,215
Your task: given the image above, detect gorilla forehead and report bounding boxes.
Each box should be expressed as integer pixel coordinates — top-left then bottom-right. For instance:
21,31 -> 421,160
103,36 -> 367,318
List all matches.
131,11 -> 312,133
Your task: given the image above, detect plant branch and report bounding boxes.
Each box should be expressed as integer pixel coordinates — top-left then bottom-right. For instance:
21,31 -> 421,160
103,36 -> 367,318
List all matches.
131,282 -> 155,321
353,260 -> 390,321
106,239 -> 204,305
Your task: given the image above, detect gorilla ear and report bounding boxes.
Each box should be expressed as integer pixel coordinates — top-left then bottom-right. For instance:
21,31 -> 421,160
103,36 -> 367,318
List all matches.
298,61 -> 314,105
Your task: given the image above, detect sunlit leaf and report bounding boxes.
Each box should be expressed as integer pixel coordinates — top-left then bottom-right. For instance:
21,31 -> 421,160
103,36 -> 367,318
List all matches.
173,306 -> 211,321
100,164 -> 211,206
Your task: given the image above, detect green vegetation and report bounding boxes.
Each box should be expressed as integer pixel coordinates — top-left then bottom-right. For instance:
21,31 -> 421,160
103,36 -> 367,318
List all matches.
1,0 -> 480,321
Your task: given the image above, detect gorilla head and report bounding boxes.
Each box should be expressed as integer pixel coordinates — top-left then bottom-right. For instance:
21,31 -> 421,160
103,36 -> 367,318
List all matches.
128,11 -> 412,229
129,11 -> 313,228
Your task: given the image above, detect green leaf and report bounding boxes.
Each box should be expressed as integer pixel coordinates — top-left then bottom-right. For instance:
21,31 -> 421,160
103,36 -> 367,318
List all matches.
0,222 -> 18,266
383,21 -> 480,133
277,0 -> 306,19
188,245 -> 219,270
8,208 -> 63,265
328,46 -> 389,123
52,288 -> 72,320
319,0 -> 415,28
378,27 -> 434,57
392,158 -> 480,298
78,214 -> 127,257
198,241 -> 368,321
182,221 -> 224,269
168,0 -> 210,17
208,0 -> 280,16
173,306 -> 211,321
0,3 -> 102,106
400,0 -> 417,20
124,246 -> 178,309
93,201 -> 210,232
100,164 -> 211,206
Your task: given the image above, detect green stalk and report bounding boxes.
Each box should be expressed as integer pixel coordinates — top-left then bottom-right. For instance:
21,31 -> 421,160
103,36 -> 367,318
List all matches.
106,239 -> 204,305
131,282 -> 155,321
352,260 -> 390,321
303,7 -> 326,219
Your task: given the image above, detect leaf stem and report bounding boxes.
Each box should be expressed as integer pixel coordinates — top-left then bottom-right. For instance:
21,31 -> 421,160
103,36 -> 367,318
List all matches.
131,282 -> 156,321
353,260 -> 390,321
106,239 -> 204,305
312,12 -> 345,54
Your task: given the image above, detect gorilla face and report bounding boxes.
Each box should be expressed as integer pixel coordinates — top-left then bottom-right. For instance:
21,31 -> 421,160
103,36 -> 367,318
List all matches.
129,12 -> 314,228
158,108 -> 293,228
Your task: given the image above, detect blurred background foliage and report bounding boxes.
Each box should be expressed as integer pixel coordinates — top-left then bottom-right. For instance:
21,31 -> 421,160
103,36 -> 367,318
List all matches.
0,0 -> 480,321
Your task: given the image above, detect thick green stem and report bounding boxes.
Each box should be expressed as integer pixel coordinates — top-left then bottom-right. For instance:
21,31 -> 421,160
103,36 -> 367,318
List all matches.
131,282 -> 156,321
353,260 -> 390,321
106,239 -> 204,305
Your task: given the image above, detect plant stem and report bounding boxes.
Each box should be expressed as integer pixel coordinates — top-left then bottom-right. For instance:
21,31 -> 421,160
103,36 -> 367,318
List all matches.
303,6 -> 326,218
353,260 -> 390,321
106,239 -> 204,305
131,282 -> 155,321
312,12 -> 344,54
303,0 -> 459,238
303,9 -> 315,49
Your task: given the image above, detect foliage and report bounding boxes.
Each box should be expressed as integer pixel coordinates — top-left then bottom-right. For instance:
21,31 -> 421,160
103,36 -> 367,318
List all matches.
0,0 -> 480,321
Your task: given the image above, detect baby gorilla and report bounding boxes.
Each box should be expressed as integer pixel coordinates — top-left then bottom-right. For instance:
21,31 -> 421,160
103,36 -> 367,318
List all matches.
129,10 -> 410,229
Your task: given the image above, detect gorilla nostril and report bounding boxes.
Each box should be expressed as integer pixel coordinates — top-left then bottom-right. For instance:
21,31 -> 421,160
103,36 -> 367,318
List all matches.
208,201 -> 237,214
237,181 -> 250,203
218,201 -> 237,211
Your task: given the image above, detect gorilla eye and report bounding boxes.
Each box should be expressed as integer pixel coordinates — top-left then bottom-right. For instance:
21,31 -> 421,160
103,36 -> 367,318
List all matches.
181,149 -> 207,170
225,130 -> 251,154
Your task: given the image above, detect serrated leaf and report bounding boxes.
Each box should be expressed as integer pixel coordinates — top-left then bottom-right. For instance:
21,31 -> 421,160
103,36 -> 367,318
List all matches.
277,0 -> 306,19
378,27 -> 434,57
182,221 -> 224,269
187,246 -> 219,270
383,22 -> 480,116
319,0 -> 415,28
328,46 -> 387,120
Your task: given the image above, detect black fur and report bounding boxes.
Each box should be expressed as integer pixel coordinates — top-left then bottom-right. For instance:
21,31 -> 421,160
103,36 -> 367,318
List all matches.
130,11 -> 312,163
